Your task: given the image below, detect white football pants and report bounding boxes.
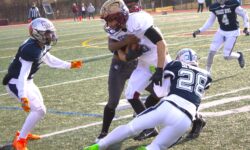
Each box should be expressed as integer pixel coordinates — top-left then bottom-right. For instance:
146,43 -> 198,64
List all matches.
6,79 -> 46,139
98,100 -> 192,150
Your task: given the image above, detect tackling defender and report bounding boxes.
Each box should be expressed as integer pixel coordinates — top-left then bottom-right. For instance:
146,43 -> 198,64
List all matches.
193,0 -> 249,73
83,48 -> 212,150
2,18 -> 82,150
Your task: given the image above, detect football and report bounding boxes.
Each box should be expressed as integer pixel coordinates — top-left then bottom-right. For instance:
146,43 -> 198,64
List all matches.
125,43 -> 140,53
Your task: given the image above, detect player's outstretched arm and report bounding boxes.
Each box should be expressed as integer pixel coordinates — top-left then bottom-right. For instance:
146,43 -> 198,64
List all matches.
193,12 -> 216,38
235,7 -> 249,36
43,52 -> 82,69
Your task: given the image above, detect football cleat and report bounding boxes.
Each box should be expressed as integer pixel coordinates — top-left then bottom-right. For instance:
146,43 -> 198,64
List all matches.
16,131 -> 41,141
136,146 -> 147,150
237,52 -> 245,68
83,144 -> 99,150
133,128 -> 158,141
186,115 -> 206,139
95,132 -> 107,143
13,135 -> 28,150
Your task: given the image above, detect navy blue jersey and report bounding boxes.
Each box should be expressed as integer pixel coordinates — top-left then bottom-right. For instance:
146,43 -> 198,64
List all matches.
7,38 -> 49,80
164,61 -> 212,108
209,0 -> 240,31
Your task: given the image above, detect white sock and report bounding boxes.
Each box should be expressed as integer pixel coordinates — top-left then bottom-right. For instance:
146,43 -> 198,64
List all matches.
18,111 -> 44,139
227,52 -> 240,59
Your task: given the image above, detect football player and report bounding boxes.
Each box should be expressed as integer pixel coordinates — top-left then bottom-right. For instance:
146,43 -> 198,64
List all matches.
99,0 -> 171,141
96,0 -> 160,142
193,0 -> 249,73
83,48 -> 212,150
2,18 -> 82,150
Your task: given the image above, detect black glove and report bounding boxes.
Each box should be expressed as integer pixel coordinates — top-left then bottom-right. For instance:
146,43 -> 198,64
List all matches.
193,30 -> 200,38
125,46 -> 143,61
243,27 -> 249,36
150,67 -> 163,86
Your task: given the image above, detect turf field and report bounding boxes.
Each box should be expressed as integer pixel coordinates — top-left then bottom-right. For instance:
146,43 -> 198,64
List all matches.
0,10 -> 250,150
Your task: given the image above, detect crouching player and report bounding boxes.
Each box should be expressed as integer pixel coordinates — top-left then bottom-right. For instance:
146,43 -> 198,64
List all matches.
2,18 -> 82,150
83,48 -> 212,150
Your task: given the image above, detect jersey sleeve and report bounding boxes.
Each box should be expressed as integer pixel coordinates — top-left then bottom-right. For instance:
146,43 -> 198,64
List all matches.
126,11 -> 153,35
235,6 -> 249,28
17,58 -> 33,98
199,12 -> 216,32
42,52 -> 71,69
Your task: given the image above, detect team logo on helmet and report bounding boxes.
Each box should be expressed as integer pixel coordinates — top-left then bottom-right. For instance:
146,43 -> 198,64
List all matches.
176,48 -> 198,66
29,18 -> 57,46
100,0 -> 129,34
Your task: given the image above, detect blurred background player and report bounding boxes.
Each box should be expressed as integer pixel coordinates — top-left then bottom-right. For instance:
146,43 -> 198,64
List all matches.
28,2 -> 40,22
2,18 -> 82,150
83,48 -> 212,150
96,0 -> 160,142
87,3 -> 96,19
197,0 -> 205,13
72,3 -> 79,21
193,0 -> 249,73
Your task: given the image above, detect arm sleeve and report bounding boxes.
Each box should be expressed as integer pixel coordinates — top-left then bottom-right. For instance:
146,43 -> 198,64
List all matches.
17,58 -> 33,98
235,6 -> 249,28
199,12 -> 216,32
42,52 -> 71,69
144,26 -> 163,44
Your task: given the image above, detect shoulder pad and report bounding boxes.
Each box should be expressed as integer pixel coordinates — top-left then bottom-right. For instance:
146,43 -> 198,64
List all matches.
127,11 -> 153,32
20,42 -> 41,62
226,0 -> 240,6
165,60 -> 182,70
209,3 -> 220,11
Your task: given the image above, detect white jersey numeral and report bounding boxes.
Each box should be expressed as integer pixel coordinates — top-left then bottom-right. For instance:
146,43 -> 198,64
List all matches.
177,69 -> 207,97
222,14 -> 229,25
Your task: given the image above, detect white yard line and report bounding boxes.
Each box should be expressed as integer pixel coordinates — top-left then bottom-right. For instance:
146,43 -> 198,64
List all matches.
0,75 -> 108,97
40,95 -> 250,138
202,105 -> 250,117
40,114 -> 133,138
203,87 -> 250,100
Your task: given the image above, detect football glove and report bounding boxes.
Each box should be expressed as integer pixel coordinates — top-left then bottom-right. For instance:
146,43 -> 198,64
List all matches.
193,30 -> 200,38
150,67 -> 163,86
243,28 -> 249,36
21,97 -> 30,112
71,60 -> 83,69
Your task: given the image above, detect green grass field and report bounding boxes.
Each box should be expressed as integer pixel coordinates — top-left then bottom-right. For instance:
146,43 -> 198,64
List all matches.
0,10 -> 250,150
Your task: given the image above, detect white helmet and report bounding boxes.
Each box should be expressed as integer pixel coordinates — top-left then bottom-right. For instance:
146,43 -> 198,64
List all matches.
100,0 -> 129,34
29,18 -> 57,46
176,48 -> 198,66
